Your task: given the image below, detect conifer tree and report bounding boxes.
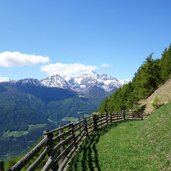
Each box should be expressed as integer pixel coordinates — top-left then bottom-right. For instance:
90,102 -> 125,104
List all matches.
161,45 -> 171,81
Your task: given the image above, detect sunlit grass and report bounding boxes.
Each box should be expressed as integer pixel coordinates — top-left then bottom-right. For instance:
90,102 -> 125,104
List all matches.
68,103 -> 171,171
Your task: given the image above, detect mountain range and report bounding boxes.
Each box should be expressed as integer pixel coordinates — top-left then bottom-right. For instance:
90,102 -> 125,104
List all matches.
0,72 -> 126,159
41,71 -> 125,92
1,71 -> 126,91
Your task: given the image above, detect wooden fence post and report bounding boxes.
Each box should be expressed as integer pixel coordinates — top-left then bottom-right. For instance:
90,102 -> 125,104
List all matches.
106,113 -> 108,126
0,161 -> 4,171
44,130 -> 53,154
141,112 -> 143,120
117,112 -> 119,121
43,130 -> 58,171
123,110 -> 126,120
59,127 -> 64,165
84,118 -> 89,136
132,109 -> 134,119
92,114 -> 98,131
110,112 -> 113,123
79,118 -> 82,132
100,114 -> 103,129
71,123 -> 77,148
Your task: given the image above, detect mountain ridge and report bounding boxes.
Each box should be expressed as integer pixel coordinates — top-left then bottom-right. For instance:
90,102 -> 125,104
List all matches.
41,71 -> 126,93
1,72 -> 127,93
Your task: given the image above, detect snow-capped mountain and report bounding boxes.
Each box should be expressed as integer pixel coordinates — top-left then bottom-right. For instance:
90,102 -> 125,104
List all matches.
41,75 -> 69,89
41,72 -> 126,92
119,79 -> 130,85
0,72 -> 127,93
16,78 -> 44,87
66,72 -> 122,92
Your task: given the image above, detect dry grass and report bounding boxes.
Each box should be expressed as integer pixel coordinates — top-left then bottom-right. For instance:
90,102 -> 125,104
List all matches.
141,79 -> 171,114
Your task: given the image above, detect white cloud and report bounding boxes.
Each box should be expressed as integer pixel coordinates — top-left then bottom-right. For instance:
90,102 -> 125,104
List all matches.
0,51 -> 49,67
41,63 -> 97,76
101,64 -> 112,68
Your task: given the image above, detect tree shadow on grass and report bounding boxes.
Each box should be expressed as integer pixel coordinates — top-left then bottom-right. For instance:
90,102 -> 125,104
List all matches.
68,123 -> 118,171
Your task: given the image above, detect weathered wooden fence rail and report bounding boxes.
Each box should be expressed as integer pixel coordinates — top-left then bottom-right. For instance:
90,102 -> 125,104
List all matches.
0,111 -> 143,171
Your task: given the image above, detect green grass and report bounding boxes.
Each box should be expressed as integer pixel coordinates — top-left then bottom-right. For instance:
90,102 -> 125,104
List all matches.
2,130 -> 29,138
4,135 -> 45,170
68,103 -> 171,171
62,117 -> 78,122
2,124 -> 47,138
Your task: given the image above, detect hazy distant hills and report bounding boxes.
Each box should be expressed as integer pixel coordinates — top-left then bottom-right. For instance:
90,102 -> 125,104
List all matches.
0,72 -> 126,159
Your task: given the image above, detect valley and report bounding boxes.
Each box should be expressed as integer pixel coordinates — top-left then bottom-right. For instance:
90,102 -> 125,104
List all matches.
0,72 -> 125,160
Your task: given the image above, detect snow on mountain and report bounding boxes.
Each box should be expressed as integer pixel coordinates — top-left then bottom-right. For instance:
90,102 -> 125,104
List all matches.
41,74 -> 69,89
119,79 -> 130,85
16,78 -> 44,87
66,72 -> 121,92
41,72 -> 127,92
0,72 -> 127,92
0,77 -> 10,83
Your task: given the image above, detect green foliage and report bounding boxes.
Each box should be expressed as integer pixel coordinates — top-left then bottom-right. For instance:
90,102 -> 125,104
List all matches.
132,55 -> 162,99
160,45 -> 171,81
5,160 -> 16,170
0,82 -> 105,159
69,103 -> 171,170
98,98 -> 108,113
99,44 -> 171,113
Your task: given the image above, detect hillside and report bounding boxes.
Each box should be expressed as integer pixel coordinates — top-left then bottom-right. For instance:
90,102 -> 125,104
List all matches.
99,44 -> 171,114
69,103 -> 171,171
0,82 -> 93,160
141,79 -> 171,114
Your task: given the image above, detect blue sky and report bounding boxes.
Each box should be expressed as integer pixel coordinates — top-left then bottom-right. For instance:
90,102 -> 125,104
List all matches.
0,0 -> 171,80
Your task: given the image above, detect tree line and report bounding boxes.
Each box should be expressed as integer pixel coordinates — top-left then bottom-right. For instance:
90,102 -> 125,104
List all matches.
99,44 -> 171,113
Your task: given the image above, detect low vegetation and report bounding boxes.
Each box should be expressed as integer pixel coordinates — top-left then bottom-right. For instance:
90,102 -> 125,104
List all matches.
68,103 -> 171,171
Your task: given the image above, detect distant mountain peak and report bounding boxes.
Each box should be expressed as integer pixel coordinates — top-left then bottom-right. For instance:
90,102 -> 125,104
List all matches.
41,71 -> 127,93
0,72 -> 128,93
16,78 -> 43,87
41,74 -> 69,89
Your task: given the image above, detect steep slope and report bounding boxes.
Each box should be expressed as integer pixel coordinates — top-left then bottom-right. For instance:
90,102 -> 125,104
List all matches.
69,103 -> 171,171
0,83 -> 55,159
141,79 -> 171,114
79,86 -> 111,108
15,79 -> 76,103
0,82 -> 90,159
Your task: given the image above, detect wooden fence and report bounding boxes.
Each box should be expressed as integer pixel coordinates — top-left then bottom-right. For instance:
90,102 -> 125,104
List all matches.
0,111 -> 143,171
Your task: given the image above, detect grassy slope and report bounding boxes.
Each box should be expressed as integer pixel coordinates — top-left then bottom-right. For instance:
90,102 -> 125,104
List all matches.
68,103 -> 171,171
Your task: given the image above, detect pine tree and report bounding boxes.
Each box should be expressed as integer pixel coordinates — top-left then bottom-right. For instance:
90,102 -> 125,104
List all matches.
132,54 -> 161,99
161,45 -> 171,81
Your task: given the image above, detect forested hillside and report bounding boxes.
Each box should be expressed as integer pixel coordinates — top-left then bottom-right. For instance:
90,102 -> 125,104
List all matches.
99,44 -> 171,113
0,82 -> 94,159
